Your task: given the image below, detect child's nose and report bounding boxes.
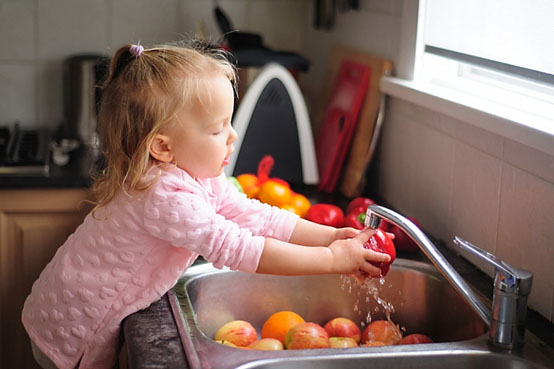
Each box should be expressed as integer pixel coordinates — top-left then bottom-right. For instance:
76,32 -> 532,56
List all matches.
228,126 -> 238,143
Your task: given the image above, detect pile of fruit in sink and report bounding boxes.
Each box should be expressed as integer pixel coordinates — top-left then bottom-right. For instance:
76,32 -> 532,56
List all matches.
214,310 -> 433,350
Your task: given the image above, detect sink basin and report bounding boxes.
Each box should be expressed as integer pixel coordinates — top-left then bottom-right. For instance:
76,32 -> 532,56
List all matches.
169,259 -> 553,369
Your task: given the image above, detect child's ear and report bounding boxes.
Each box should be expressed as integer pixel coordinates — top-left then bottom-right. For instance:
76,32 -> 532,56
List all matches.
150,134 -> 174,163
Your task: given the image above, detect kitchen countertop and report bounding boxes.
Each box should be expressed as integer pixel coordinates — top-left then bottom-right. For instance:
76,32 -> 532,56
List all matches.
122,241 -> 554,369
0,146 -> 96,188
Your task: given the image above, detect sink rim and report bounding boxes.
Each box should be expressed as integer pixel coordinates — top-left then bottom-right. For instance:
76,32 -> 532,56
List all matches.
233,347 -> 552,369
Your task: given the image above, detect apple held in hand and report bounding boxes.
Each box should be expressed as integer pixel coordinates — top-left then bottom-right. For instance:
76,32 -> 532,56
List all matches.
363,229 -> 396,277
329,337 -> 359,348
323,317 -> 361,343
285,322 -> 330,349
248,338 -> 284,350
214,320 -> 258,347
399,333 -> 433,345
361,320 -> 402,346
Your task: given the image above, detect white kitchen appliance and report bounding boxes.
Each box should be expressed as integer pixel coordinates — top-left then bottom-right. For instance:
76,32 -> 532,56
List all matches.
225,63 -> 318,185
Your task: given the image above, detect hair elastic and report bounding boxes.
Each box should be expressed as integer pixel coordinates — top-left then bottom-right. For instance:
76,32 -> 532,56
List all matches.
129,44 -> 144,58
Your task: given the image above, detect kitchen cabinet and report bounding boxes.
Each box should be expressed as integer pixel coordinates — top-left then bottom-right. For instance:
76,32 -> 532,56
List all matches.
0,188 -> 92,369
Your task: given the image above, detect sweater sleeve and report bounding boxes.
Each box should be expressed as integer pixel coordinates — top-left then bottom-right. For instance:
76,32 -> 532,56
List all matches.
142,179 -> 265,273
214,175 -> 299,242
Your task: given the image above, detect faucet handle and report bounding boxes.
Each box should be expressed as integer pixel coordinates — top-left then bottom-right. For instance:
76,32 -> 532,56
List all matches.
452,236 -> 532,295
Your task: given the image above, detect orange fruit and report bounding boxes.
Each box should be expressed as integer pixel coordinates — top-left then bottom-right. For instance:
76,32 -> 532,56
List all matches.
261,310 -> 305,345
282,204 -> 300,215
258,180 -> 292,207
237,173 -> 260,199
287,193 -> 311,217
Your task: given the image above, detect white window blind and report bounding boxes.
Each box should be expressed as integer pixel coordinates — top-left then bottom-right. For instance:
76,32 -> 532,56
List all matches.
423,0 -> 554,84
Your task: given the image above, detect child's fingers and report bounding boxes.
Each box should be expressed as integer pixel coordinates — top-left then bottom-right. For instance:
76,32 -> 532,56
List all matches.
364,249 -> 391,263
386,231 -> 395,240
341,227 -> 359,239
353,227 -> 376,243
359,262 -> 383,277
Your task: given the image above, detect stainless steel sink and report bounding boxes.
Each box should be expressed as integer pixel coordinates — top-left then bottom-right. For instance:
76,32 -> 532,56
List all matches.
169,259 -> 554,369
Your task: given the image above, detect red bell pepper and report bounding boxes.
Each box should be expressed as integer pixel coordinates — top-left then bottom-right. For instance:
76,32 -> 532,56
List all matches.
345,197 -> 375,216
306,204 -> 344,228
343,205 -> 367,229
362,229 -> 396,277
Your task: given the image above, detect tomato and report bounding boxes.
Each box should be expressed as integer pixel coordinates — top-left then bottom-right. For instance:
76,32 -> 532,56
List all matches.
306,204 -> 344,227
398,333 -> 433,345
346,197 -> 375,215
363,229 -> 396,276
258,180 -> 292,207
237,173 -> 260,199
287,193 -> 311,218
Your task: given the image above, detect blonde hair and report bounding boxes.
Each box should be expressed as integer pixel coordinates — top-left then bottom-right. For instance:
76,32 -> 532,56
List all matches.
92,41 -> 237,210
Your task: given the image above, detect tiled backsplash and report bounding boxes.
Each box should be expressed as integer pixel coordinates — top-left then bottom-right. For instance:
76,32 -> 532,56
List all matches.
375,98 -> 554,323
0,0 -> 304,130
0,0 -> 181,129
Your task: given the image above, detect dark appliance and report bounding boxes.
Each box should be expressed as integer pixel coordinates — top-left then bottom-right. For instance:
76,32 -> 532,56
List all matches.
0,123 -> 51,176
62,54 -> 109,146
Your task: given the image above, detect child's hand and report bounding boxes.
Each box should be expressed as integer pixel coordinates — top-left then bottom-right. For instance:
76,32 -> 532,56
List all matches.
333,227 -> 360,241
327,228 -> 391,277
333,227 -> 395,243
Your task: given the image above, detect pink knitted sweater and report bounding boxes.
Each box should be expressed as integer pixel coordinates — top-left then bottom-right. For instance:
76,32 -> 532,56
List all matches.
21,166 -> 298,369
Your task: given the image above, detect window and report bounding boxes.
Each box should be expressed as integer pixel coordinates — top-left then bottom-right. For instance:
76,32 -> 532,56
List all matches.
417,0 -> 554,130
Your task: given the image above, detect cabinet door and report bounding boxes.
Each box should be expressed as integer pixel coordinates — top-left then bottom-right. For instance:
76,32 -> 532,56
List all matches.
0,189 -> 92,369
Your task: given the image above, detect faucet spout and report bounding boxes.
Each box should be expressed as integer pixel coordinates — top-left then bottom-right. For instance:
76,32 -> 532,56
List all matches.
366,204 -> 533,350
366,205 -> 492,325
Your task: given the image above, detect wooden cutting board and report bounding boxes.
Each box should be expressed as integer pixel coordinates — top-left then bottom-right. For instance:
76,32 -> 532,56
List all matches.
313,45 -> 393,198
316,60 -> 370,193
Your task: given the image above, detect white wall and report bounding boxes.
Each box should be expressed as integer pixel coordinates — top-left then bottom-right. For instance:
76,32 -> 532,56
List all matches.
0,0 -> 182,130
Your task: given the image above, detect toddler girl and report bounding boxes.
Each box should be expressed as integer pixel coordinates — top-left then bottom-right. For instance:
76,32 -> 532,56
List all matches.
22,41 -> 390,369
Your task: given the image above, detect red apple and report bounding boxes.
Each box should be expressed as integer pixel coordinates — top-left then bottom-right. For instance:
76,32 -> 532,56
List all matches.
214,320 -> 258,347
329,337 -> 358,348
217,340 -> 237,347
285,322 -> 330,349
362,229 -> 396,277
248,338 -> 284,350
399,333 -> 433,345
361,320 -> 402,346
390,217 -> 420,252
360,341 -> 386,347
323,317 -> 361,343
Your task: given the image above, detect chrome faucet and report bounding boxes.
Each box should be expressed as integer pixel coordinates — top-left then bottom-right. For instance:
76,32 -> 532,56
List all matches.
366,204 -> 533,350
